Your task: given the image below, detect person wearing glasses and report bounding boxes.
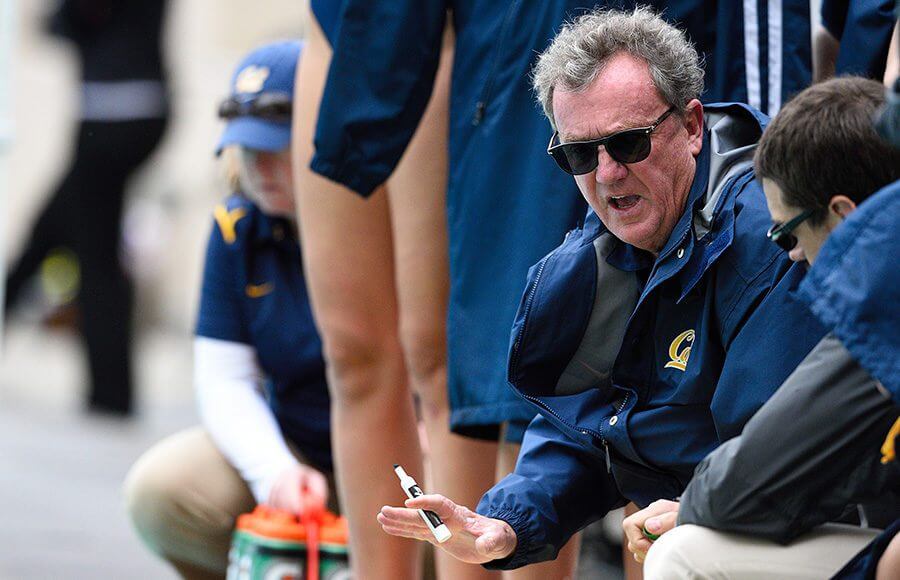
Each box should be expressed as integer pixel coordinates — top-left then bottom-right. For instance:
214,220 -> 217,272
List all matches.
124,41 -> 337,580
376,7 -> 825,570
624,77 -> 900,580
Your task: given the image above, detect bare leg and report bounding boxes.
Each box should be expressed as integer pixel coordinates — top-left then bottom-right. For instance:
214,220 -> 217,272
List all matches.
293,18 -> 421,580
877,532 -> 900,580
496,433 -> 581,580
384,26 -> 501,580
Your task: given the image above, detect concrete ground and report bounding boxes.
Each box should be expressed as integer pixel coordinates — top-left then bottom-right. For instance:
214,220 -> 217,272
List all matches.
0,321 -> 194,579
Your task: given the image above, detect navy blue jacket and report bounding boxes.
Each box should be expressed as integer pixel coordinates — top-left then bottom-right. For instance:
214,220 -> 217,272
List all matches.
476,104 -> 826,569
821,0 -> 897,80
798,180 -> 900,403
195,195 -> 332,470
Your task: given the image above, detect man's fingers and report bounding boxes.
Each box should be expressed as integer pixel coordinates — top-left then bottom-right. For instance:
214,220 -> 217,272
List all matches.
404,494 -> 456,519
379,505 -> 432,527
626,538 -> 652,559
380,523 -> 434,543
644,511 -> 678,536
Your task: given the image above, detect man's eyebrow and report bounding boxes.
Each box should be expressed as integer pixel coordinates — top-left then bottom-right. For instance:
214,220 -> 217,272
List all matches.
560,116 -> 650,142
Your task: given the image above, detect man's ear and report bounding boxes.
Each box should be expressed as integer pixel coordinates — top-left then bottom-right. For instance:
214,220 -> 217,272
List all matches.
829,195 -> 857,219
684,99 -> 704,156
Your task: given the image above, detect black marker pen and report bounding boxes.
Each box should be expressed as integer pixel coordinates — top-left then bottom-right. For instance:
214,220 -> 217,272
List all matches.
393,464 -> 452,543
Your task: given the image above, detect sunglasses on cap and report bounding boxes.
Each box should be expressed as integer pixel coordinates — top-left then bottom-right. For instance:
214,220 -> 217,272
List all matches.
218,92 -> 292,123
766,208 -> 816,252
547,106 -> 676,175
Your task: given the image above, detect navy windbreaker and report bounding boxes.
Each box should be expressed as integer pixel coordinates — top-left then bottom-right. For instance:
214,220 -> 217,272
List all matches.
798,180 -> 900,402
476,104 -> 826,569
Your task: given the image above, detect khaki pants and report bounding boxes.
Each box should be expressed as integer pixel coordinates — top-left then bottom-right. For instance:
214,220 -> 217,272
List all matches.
643,523 -> 881,579
124,427 -> 336,576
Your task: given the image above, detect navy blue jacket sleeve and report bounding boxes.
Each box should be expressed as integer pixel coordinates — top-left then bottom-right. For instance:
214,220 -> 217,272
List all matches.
821,0 -> 896,78
476,415 -> 624,570
195,212 -> 249,343
711,260 -> 826,440
309,0 -> 447,197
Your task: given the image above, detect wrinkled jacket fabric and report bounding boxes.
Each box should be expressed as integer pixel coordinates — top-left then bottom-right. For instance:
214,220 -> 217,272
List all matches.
476,103 -> 826,569
797,180 -> 900,402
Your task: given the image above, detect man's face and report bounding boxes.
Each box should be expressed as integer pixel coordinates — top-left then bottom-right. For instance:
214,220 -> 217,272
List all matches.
762,178 -> 832,264
552,52 -> 704,254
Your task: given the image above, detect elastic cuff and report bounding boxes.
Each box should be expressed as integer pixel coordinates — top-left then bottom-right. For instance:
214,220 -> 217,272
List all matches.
480,507 -> 540,570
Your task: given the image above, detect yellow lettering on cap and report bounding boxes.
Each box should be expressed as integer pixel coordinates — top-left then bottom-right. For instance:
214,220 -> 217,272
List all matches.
664,329 -> 695,372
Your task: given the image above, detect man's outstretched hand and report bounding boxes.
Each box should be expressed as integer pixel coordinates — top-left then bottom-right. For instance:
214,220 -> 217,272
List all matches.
377,494 -> 517,564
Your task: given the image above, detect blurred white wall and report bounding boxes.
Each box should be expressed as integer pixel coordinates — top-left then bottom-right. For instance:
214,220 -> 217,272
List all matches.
4,0 -> 309,333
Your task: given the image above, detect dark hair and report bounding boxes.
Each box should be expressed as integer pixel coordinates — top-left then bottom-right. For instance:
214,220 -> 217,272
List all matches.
755,77 -> 900,225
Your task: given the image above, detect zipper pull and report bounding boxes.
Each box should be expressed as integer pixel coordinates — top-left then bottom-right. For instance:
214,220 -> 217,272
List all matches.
473,101 -> 485,126
604,442 -> 611,473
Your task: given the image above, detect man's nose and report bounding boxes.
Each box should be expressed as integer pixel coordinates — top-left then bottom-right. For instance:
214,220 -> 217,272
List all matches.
595,148 -> 628,184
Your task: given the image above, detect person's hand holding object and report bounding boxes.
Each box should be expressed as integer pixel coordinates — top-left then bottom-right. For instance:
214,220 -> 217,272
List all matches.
267,463 -> 329,516
623,499 -> 680,563
378,494 -> 517,564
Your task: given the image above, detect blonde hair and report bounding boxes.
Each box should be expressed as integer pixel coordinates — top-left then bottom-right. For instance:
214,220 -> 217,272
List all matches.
220,145 -> 243,193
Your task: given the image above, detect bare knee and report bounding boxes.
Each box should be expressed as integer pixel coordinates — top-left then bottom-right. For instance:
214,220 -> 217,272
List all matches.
398,322 -> 447,415
124,449 -> 192,557
124,442 -> 234,565
321,323 -> 406,405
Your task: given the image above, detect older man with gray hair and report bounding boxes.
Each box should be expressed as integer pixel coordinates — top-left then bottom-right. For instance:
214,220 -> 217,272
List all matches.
378,7 -> 824,571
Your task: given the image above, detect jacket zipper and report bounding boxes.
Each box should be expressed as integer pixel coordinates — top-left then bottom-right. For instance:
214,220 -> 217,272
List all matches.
509,254 -> 550,374
472,0 -> 521,126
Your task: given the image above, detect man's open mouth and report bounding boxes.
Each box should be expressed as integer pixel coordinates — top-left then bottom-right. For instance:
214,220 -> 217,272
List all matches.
609,195 -> 641,210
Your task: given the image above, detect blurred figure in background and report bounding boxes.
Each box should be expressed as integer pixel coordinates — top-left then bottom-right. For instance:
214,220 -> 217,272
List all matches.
814,0 -> 898,82
4,0 -> 170,416
125,41 -> 338,580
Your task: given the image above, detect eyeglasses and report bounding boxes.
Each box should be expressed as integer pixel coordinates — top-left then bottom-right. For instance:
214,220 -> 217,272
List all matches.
218,92 -> 292,123
766,208 -> 816,252
547,106 -> 676,175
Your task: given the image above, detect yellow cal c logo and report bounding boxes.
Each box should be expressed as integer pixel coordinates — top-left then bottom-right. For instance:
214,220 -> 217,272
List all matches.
665,329 -> 695,372
246,282 -> 273,298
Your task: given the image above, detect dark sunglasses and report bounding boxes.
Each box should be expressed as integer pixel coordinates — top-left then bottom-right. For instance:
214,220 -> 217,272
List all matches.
766,208 -> 816,252
547,106 -> 676,175
218,92 -> 292,123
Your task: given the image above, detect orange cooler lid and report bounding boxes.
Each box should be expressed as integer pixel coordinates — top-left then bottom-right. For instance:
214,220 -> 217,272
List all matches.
236,505 -> 349,545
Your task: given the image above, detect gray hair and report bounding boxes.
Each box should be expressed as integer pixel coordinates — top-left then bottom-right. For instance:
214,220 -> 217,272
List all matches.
533,6 -> 704,127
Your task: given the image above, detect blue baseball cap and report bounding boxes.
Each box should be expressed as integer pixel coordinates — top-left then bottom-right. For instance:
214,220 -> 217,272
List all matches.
215,40 -> 303,154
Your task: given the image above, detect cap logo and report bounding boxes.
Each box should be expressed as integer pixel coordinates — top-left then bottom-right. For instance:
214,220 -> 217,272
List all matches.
235,65 -> 270,94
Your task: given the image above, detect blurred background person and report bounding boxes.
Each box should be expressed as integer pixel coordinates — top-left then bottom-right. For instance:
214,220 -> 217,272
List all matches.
660,0 -> 813,116
814,0 -> 898,82
125,40 -> 338,580
1,1 -> 311,577
3,0 -> 170,416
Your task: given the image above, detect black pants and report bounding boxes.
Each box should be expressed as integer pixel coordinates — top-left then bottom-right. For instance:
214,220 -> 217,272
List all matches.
6,118 -> 167,414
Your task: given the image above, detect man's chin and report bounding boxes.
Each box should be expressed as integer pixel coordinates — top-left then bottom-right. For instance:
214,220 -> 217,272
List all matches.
607,222 -> 658,251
